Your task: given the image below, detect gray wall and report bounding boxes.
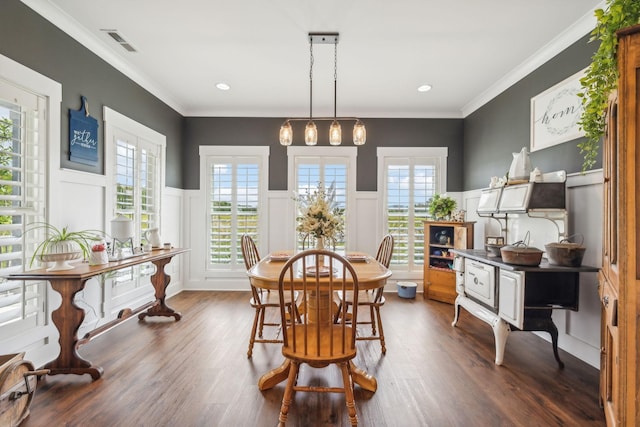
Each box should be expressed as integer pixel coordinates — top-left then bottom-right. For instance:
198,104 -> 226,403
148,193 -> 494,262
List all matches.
3,0 -> 599,193
183,117 -> 464,191
463,34 -> 599,190
0,0 -> 184,188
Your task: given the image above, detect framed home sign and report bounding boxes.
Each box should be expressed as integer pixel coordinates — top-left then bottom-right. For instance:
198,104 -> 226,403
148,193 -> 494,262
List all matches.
69,96 -> 98,165
530,68 -> 586,152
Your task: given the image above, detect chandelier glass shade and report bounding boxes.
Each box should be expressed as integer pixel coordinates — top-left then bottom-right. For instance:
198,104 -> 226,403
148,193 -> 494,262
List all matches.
279,32 -> 365,146
329,120 -> 342,145
279,121 -> 293,146
304,121 -> 318,145
353,120 -> 366,146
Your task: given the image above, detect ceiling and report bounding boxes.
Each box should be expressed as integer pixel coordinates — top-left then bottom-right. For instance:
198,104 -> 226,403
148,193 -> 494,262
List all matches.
23,0 -> 603,118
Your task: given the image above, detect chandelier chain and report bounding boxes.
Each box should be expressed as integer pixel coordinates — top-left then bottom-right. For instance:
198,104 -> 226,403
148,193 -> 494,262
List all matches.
309,38 -> 314,121
334,41 -> 338,119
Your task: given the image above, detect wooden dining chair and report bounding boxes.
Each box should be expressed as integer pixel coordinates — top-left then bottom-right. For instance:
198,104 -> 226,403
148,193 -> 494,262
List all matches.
277,249 -> 360,426
241,234 -> 300,358
335,234 -> 394,354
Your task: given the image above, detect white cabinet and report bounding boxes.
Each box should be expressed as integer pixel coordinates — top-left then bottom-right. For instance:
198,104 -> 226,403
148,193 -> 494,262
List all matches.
498,270 -> 525,329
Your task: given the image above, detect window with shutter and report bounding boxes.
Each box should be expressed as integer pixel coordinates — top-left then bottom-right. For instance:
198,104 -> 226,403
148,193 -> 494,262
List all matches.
295,159 -> 348,251
104,108 -> 165,303
0,82 -> 47,333
288,147 -> 356,251
202,146 -> 268,270
378,147 -> 447,271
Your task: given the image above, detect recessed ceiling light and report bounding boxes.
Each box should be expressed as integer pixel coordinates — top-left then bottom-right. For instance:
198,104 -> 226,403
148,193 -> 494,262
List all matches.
216,82 -> 230,91
417,84 -> 432,93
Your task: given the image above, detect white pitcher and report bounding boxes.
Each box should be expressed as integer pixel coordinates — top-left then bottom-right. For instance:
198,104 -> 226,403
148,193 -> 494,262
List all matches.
144,228 -> 162,248
508,147 -> 532,182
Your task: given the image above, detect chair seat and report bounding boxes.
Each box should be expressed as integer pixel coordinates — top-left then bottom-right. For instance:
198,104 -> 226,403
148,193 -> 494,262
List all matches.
336,290 -> 385,306
282,325 -> 357,363
251,290 -> 298,308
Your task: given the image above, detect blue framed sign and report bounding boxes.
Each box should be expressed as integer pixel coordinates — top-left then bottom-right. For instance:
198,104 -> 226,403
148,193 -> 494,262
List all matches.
69,96 -> 98,166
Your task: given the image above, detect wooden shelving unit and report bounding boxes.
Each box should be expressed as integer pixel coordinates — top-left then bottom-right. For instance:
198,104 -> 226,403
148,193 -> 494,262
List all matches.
423,221 -> 474,304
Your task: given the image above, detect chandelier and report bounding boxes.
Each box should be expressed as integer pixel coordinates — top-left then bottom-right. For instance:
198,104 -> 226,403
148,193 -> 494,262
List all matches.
279,32 -> 366,146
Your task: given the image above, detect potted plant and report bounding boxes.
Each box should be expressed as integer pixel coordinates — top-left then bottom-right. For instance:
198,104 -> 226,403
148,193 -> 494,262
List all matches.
24,223 -> 105,270
428,194 -> 457,221
578,0 -> 640,171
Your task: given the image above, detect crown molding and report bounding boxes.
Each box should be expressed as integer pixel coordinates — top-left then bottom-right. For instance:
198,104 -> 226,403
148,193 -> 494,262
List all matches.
461,1 -> 604,117
20,0 -> 185,114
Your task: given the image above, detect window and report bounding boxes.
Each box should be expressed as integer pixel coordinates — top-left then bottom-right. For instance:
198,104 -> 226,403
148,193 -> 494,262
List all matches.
114,135 -> 160,234
288,147 -> 356,251
378,147 -> 447,271
200,146 -> 268,271
104,108 -> 165,299
0,78 -> 47,333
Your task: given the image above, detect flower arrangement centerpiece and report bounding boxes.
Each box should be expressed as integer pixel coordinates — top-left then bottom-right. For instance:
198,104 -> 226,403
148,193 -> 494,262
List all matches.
294,181 -> 344,249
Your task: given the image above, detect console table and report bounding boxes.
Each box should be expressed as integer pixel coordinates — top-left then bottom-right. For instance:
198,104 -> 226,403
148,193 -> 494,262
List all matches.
6,247 -> 189,380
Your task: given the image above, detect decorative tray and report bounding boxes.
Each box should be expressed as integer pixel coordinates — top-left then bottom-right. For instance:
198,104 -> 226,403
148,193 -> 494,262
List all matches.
270,253 -> 291,262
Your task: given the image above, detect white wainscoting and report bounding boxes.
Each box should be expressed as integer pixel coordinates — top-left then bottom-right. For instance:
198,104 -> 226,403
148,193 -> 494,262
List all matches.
2,165 -> 186,368
182,188 -> 429,292
462,170 -> 603,368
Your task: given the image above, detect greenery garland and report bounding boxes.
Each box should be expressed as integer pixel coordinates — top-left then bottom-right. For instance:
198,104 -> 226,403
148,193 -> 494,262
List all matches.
578,0 -> 640,171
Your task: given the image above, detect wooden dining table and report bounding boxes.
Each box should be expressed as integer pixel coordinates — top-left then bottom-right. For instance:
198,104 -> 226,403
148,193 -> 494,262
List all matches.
247,251 -> 392,392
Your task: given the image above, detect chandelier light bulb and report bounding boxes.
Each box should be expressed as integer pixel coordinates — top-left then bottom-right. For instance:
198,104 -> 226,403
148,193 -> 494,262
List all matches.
329,120 -> 342,145
279,121 -> 293,146
353,120 -> 366,145
305,121 -> 318,145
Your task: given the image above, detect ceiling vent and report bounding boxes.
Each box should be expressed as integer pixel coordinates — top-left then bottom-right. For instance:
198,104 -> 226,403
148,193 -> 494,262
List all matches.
101,29 -> 137,52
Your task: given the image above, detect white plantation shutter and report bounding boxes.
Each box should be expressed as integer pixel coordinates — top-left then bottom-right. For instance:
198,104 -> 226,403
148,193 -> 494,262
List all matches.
206,156 -> 261,268
379,148 -> 447,271
113,134 -> 161,243
112,134 -> 161,290
295,158 -> 348,251
105,109 -> 165,302
139,147 -> 159,231
0,83 -> 47,330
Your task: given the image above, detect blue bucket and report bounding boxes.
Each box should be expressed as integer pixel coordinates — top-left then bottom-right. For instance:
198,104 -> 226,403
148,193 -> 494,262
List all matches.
397,282 -> 417,299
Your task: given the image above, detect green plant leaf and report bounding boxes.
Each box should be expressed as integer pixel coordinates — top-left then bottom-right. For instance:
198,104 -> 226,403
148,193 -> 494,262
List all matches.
579,0 -> 640,172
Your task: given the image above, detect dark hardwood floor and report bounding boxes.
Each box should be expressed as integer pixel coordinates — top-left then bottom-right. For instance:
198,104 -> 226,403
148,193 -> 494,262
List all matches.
22,291 -> 604,426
